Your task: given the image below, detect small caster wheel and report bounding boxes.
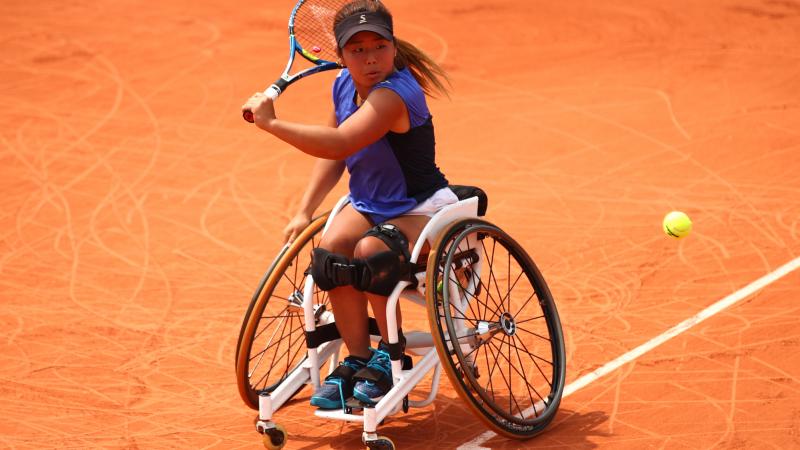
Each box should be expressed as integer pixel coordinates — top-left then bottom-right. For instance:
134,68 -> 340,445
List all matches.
261,423 -> 287,450
365,436 -> 395,450
402,396 -> 409,413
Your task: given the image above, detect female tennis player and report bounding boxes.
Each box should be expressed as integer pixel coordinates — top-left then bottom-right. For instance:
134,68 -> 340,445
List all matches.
242,0 -> 455,410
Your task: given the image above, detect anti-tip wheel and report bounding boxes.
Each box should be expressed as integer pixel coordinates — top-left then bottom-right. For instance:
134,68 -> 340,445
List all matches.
365,436 -> 395,450
261,423 -> 287,450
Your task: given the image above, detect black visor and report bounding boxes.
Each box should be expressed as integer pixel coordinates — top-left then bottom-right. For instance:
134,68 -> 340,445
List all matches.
334,11 -> 394,48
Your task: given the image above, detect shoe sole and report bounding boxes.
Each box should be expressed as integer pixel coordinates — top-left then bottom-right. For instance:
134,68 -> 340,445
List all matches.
310,396 -> 343,410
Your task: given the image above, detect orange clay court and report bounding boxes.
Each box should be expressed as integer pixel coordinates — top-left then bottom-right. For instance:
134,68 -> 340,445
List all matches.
2,0 -> 800,448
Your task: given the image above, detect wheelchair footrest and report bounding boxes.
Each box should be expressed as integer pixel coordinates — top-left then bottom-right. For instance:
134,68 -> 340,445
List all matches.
345,397 -> 369,412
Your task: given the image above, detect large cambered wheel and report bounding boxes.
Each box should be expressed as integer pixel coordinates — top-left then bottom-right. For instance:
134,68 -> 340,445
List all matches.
236,214 -> 330,408
426,218 -> 566,439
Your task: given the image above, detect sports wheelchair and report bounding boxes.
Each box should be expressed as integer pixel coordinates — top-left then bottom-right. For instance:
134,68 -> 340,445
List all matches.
235,186 -> 566,449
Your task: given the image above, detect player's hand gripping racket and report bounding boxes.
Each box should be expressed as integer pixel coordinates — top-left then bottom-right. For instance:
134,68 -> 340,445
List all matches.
243,0 -> 347,123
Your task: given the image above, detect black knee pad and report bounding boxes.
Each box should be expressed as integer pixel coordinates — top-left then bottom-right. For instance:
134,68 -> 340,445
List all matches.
311,248 -> 364,291
354,224 -> 417,296
354,251 -> 407,296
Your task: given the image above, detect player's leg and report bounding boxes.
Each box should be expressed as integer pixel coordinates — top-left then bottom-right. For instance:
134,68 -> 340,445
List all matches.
309,204 -> 374,409
359,215 -> 431,340
350,214 -> 430,405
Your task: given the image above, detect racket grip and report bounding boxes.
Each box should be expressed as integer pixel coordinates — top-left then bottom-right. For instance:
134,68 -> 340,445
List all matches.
264,85 -> 281,100
242,85 -> 282,123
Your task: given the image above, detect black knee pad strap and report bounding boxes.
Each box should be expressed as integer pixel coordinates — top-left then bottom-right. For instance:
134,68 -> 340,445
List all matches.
311,248 -> 366,291
363,223 -> 412,262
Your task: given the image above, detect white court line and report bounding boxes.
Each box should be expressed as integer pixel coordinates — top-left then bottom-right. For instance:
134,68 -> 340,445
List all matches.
458,256 -> 800,449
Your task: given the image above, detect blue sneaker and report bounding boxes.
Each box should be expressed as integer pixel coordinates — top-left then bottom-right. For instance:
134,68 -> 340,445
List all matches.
310,355 -> 367,410
352,342 -> 394,405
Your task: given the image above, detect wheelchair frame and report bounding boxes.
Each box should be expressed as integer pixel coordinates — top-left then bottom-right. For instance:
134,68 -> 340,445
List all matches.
236,190 -> 566,449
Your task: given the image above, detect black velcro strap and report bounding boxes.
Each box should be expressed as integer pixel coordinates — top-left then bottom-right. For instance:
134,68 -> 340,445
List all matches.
352,367 -> 392,392
385,333 -> 406,361
326,363 -> 357,381
305,318 -> 382,349
364,223 -> 411,261
330,261 -> 358,285
385,342 -> 412,370
305,323 -> 340,349
387,341 -> 403,361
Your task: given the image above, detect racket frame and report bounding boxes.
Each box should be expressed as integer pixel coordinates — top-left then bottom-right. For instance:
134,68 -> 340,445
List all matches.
264,0 -> 342,100
243,0 -> 343,122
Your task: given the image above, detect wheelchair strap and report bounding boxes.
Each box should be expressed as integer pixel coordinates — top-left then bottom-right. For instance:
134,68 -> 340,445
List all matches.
386,334 -> 406,362
352,367 -> 392,393
305,319 -> 381,349
325,363 -> 357,385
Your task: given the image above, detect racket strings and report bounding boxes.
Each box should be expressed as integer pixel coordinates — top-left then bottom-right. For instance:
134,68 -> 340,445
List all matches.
293,0 -> 347,63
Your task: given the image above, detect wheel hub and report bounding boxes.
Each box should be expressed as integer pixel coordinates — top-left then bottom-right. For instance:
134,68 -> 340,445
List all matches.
500,312 -> 516,336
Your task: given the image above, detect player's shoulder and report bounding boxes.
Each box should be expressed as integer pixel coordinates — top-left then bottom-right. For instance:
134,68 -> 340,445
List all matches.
332,69 -> 354,95
385,68 -> 417,87
336,68 -> 351,79
375,68 -> 422,95
374,68 -> 429,124
334,68 -> 353,84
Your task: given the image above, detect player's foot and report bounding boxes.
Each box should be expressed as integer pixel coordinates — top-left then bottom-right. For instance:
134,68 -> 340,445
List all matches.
352,341 -> 393,405
310,355 -> 368,410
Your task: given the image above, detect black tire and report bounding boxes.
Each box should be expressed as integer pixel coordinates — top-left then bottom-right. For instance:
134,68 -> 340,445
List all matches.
236,214 -> 329,409
426,218 -> 566,438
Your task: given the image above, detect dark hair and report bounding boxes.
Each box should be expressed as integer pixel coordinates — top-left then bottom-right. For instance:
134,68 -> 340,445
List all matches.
334,0 -> 450,98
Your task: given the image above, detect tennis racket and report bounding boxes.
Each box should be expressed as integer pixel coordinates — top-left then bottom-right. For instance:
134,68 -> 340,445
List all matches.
243,0 -> 348,123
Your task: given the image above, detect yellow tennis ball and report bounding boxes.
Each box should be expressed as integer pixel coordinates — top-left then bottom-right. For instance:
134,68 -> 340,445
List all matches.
663,211 -> 692,239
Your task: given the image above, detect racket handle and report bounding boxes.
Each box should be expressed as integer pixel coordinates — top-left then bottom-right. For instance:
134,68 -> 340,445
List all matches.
264,85 -> 281,100
242,85 -> 282,123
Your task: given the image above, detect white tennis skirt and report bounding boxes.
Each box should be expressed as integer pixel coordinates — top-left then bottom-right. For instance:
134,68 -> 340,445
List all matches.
405,187 -> 459,217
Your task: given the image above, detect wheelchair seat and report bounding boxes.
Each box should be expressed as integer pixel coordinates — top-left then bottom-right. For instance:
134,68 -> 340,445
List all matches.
448,185 -> 488,216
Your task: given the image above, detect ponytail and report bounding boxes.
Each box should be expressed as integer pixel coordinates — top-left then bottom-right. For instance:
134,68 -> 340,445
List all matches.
394,38 -> 451,99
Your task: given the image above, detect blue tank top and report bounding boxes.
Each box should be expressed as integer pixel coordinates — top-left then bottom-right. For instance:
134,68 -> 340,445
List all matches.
332,67 -> 449,224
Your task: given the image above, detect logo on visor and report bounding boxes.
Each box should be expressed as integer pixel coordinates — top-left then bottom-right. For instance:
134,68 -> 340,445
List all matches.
359,14 -> 367,24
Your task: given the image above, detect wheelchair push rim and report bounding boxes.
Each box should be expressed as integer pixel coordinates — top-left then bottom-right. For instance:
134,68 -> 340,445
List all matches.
426,218 -> 566,439
235,213 -> 330,409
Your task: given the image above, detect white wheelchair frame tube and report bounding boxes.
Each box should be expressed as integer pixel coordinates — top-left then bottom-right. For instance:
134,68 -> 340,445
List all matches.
303,195 -> 352,391
384,197 -> 479,379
